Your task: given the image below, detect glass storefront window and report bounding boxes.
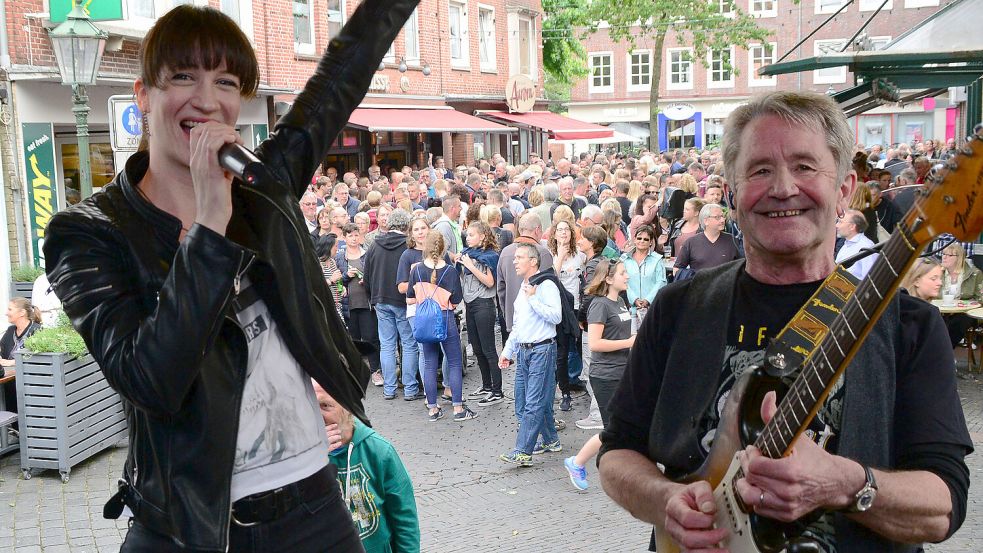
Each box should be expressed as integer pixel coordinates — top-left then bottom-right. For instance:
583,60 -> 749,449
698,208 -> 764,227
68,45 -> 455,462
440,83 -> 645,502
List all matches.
704,118 -> 725,147
60,143 -> 115,207
666,119 -> 696,149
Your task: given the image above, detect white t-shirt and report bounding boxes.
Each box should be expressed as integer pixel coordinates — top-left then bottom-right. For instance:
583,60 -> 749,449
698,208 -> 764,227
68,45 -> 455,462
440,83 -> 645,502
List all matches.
230,277 -> 328,502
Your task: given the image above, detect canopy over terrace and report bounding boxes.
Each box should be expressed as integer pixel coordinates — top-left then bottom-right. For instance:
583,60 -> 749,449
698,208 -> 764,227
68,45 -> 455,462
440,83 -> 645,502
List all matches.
347,108 -> 515,133
758,0 -> 983,137
477,111 -> 615,141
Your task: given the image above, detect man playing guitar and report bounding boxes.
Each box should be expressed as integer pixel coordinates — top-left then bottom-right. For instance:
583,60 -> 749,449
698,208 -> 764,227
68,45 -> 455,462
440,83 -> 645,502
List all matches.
598,91 -> 973,552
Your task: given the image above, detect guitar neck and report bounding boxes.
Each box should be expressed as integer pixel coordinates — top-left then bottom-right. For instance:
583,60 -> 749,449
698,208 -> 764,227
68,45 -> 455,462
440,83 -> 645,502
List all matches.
753,226 -> 923,458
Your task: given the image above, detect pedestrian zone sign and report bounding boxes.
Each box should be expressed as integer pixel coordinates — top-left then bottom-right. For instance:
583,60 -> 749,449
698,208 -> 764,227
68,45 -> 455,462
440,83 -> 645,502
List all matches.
109,96 -> 142,151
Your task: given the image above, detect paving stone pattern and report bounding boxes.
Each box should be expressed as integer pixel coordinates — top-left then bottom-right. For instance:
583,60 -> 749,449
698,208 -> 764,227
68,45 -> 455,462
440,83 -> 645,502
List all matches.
1,362 -> 981,552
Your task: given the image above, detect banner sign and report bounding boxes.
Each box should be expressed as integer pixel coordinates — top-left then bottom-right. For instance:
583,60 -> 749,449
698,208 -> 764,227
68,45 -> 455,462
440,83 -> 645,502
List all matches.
22,123 -> 59,268
50,0 -> 124,23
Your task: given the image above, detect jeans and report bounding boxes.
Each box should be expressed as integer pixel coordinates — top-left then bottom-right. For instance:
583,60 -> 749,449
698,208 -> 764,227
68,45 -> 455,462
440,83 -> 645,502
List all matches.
120,468 -> 363,552
465,297 -> 502,394
421,316 -> 464,407
348,308 -> 380,373
513,341 -> 559,454
582,336 -> 602,421
375,303 -> 419,397
568,337 -> 583,383
409,316 -> 449,389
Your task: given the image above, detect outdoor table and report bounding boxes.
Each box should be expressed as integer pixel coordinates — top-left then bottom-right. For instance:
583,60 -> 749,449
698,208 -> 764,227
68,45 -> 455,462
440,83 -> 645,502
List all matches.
931,300 -> 980,315
964,307 -> 983,373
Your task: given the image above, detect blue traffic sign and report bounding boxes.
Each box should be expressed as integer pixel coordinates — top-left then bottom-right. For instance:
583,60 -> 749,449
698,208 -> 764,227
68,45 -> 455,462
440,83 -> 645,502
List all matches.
121,104 -> 142,136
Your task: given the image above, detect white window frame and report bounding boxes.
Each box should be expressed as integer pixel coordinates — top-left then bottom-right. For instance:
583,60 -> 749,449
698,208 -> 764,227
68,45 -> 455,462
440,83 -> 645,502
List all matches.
859,0 -> 892,10
404,8 -> 420,65
869,35 -> 892,51
666,47 -> 694,91
627,49 -> 652,92
813,39 -> 847,84
588,52 -> 614,94
707,47 -> 735,88
478,5 -> 496,73
716,0 -> 736,17
815,0 -> 848,14
747,42 -> 777,86
749,0 -> 777,17
325,0 -> 346,45
517,14 -> 536,79
448,0 -> 470,69
904,0 -> 938,7
293,0 -> 316,55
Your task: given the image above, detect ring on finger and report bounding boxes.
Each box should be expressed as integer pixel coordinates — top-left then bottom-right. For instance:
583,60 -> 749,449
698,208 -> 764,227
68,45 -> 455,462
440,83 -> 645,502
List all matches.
759,491 -> 766,507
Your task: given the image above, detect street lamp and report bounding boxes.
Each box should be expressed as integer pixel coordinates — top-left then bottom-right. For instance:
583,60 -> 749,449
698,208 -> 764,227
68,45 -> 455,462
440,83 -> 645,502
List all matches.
48,5 -> 108,200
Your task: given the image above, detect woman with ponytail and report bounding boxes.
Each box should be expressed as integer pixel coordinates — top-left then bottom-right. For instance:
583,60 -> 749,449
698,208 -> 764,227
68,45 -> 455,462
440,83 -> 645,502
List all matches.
1,298 -> 42,370
563,259 -> 634,490
406,230 -> 475,422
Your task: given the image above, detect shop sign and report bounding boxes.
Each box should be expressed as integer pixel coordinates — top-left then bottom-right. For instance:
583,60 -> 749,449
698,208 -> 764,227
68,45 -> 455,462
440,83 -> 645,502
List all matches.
50,0 -> 124,23
603,106 -> 637,118
662,102 -> 696,121
369,74 -> 389,93
505,75 -> 536,113
22,123 -> 59,268
109,95 -> 142,150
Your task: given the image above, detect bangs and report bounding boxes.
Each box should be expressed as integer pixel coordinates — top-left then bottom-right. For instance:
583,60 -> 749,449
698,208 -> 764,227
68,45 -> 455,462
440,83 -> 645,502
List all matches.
141,5 -> 259,97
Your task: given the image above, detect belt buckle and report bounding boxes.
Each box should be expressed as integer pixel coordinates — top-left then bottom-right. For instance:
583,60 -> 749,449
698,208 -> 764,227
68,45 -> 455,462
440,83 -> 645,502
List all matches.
231,487 -> 284,528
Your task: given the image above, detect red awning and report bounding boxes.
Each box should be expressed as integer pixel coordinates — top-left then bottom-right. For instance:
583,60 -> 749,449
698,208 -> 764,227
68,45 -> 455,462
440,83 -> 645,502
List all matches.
346,108 -> 514,133
479,111 -> 614,141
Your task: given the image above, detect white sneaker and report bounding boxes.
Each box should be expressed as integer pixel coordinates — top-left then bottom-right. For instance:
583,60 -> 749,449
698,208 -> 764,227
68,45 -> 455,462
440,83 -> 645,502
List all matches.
371,371 -> 384,387
575,417 -> 603,430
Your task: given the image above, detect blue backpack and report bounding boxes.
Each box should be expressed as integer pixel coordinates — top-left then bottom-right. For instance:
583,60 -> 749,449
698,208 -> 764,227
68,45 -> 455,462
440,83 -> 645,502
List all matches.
413,265 -> 448,344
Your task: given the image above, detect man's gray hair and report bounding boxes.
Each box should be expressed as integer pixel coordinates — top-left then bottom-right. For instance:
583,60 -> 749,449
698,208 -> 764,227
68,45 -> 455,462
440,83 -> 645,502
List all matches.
517,212 -> 543,235
387,208 -> 411,232
301,191 -> 318,203
580,204 -> 602,222
698,203 -> 724,227
543,183 -> 560,203
722,91 -> 854,186
516,242 -> 540,268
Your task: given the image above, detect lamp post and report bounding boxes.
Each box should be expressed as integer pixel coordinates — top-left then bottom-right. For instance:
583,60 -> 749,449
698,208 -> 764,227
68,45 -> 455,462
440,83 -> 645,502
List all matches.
48,5 -> 108,200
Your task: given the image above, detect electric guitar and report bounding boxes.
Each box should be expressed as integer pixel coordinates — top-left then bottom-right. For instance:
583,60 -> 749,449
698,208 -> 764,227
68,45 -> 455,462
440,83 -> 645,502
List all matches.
654,132 -> 983,553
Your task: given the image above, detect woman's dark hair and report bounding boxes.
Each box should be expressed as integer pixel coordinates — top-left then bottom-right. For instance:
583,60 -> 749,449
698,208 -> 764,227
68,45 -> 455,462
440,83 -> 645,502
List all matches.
314,233 -> 337,261
140,6 -> 260,97
581,226 -> 608,256
634,224 -> 657,243
633,193 -> 657,217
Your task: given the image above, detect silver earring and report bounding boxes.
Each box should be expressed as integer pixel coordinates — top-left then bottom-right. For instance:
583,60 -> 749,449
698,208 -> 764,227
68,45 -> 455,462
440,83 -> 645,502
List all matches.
142,113 -> 151,137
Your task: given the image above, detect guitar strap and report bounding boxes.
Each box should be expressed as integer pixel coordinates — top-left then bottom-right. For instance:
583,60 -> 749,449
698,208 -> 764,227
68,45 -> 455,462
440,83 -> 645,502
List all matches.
762,266 -> 859,377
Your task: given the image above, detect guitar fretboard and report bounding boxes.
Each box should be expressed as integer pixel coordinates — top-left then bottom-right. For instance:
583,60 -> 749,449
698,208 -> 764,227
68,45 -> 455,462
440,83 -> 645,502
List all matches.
754,225 -> 919,458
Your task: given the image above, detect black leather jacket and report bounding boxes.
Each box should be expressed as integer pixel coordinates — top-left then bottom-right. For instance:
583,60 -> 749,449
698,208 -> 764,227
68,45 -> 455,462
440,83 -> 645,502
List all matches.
43,1 -> 419,550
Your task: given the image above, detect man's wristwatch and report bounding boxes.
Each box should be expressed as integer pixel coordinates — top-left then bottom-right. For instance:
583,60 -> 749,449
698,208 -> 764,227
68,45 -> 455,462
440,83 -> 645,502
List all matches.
842,465 -> 878,513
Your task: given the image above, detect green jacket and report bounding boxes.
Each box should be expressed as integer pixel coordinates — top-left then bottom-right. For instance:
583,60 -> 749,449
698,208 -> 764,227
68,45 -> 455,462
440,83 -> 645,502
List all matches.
946,260 -> 983,300
329,420 -> 420,553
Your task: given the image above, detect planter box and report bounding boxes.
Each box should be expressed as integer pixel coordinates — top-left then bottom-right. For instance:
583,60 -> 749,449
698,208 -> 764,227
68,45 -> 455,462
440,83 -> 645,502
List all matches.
14,351 -> 127,482
10,281 -> 34,299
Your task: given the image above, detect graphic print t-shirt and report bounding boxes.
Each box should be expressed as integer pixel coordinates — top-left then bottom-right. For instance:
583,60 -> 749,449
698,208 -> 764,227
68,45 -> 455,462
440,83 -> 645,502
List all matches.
699,269 -> 846,552
230,276 -> 328,502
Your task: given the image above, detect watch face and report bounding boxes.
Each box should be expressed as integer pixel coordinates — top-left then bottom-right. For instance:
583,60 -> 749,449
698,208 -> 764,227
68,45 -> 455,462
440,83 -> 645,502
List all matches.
857,489 -> 876,511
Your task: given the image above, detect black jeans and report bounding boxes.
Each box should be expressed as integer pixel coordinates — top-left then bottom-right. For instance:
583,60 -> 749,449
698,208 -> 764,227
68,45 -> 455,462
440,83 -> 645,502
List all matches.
946,313 -> 974,349
348,307 -> 381,373
466,297 -> 502,394
120,467 -> 363,553
589,375 -> 621,427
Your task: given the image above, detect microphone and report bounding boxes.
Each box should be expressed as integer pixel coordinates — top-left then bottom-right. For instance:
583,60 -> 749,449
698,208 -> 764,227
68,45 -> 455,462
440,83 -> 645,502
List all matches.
218,143 -> 264,184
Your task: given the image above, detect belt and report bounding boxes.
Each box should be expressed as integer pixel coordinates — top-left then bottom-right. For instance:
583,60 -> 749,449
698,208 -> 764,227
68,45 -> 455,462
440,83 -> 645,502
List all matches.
519,338 -> 554,349
231,465 -> 334,526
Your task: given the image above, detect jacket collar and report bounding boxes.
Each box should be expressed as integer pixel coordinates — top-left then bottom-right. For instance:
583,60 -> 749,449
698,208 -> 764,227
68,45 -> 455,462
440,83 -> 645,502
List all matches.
117,151 -> 185,242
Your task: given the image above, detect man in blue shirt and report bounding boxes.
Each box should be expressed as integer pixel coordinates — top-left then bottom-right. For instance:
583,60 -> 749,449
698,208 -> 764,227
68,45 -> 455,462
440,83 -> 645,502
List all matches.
498,243 -> 563,466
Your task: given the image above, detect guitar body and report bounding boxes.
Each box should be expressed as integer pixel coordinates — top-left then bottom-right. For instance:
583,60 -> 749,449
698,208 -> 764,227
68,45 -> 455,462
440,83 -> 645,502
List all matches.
654,367 -> 818,553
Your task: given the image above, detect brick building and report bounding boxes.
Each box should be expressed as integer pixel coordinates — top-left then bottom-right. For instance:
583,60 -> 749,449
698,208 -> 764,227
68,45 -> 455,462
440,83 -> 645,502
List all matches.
0,0 -> 544,277
567,0 -> 959,151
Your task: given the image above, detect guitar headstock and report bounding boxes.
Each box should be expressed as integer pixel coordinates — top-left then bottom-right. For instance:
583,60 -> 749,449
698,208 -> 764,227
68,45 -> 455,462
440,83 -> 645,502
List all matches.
903,131 -> 983,248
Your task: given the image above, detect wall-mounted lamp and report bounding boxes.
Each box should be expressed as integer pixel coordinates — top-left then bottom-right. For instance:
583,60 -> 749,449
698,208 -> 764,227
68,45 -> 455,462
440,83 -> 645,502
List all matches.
397,57 -> 431,76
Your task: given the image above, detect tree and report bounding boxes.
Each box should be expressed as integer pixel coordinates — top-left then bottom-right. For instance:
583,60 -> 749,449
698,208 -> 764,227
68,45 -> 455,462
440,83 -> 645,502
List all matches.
578,0 -> 773,152
541,0 -> 590,96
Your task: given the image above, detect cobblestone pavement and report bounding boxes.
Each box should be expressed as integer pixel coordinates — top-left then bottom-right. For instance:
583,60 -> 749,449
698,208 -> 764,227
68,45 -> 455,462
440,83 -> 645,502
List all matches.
1,357 -> 981,552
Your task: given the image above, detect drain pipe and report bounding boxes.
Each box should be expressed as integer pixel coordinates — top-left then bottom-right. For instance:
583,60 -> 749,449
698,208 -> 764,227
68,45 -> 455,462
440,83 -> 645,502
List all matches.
0,0 -> 9,70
